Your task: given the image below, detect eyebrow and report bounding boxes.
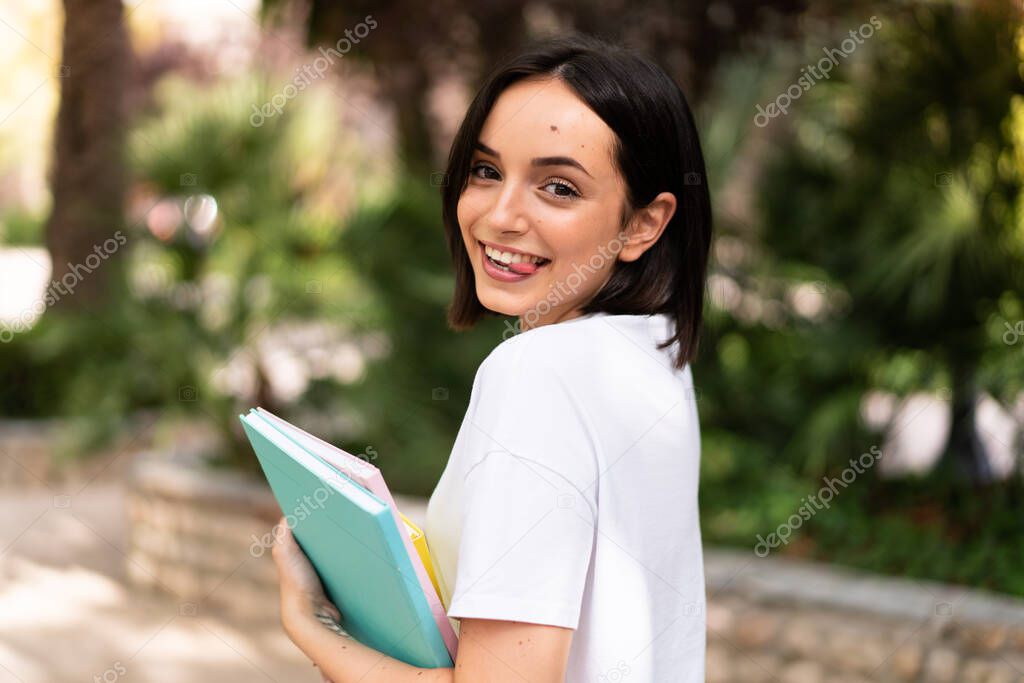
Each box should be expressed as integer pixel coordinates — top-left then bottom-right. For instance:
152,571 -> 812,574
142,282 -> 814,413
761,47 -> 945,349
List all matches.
475,141 -> 592,178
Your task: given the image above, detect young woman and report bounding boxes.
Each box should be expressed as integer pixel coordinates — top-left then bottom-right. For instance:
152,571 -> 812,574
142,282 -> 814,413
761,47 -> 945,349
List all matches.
271,32 -> 712,682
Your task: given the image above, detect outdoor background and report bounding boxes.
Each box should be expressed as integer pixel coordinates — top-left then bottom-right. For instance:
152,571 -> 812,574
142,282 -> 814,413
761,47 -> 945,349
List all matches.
1,0 -> 1023,681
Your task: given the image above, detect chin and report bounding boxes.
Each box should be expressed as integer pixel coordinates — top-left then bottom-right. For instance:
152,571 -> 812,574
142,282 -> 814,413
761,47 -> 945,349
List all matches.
474,282 -> 535,318
477,292 -> 528,317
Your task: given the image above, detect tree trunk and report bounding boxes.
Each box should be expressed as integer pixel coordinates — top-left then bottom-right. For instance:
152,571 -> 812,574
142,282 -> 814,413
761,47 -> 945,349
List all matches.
43,0 -> 129,312
947,360 -> 992,484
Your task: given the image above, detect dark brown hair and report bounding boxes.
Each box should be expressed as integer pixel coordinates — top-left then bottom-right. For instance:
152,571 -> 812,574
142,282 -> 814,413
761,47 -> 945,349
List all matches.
441,33 -> 713,369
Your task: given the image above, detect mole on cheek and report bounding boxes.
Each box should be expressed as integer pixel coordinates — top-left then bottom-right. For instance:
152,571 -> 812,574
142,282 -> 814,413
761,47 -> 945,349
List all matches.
550,125 -> 558,132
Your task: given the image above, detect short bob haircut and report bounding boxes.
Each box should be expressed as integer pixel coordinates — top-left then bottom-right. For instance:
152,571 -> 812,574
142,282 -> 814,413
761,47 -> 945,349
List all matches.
441,32 -> 713,369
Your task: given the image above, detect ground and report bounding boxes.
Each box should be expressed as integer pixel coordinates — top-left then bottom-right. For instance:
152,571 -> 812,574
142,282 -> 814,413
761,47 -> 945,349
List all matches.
0,480 -> 332,683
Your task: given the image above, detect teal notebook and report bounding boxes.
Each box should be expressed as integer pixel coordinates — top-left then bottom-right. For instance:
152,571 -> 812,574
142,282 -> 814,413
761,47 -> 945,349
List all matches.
238,409 -> 452,668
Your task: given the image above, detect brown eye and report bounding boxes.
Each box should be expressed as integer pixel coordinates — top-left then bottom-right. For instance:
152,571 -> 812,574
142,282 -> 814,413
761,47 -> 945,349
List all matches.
543,179 -> 581,200
471,163 -> 500,180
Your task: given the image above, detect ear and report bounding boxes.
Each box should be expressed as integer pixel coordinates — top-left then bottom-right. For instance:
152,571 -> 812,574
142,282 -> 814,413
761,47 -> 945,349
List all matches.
617,191 -> 677,263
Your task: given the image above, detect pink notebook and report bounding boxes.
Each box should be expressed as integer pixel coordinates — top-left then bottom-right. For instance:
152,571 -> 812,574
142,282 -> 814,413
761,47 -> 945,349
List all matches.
255,407 -> 459,660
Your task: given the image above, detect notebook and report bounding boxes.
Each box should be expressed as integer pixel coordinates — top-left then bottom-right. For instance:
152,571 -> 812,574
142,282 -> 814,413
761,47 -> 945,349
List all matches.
238,408 -> 455,668
399,511 -> 442,602
252,406 -> 457,657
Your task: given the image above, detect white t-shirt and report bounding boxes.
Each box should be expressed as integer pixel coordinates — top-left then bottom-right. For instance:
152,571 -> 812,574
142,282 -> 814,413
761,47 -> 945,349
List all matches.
425,311 -> 705,682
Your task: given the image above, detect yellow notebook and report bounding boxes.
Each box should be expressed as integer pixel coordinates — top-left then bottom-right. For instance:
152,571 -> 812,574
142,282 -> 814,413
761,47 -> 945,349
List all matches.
399,512 -> 443,607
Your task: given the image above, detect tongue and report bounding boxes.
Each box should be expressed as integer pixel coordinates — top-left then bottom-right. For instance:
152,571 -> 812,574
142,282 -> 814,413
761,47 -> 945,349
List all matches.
509,260 -> 541,274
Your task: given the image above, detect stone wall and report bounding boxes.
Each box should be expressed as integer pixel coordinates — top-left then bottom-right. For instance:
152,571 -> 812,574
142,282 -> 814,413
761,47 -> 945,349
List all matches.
0,412 -> 208,488
705,550 -> 1024,682
123,454 -> 1024,680
125,451 -> 434,622
126,453 -> 283,620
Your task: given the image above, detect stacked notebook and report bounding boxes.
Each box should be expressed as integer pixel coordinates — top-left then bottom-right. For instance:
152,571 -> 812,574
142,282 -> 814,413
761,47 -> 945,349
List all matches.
238,407 -> 458,668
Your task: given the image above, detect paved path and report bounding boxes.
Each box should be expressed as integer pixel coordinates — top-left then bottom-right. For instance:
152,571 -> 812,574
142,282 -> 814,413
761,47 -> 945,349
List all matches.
0,481 -> 321,683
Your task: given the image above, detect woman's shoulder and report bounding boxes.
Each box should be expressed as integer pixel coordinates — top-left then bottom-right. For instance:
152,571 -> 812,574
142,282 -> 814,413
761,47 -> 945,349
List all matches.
479,312 -> 608,377
478,311 -> 681,386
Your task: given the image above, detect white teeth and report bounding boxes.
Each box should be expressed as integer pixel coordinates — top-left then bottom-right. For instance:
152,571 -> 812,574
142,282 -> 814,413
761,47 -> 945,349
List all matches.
483,244 -> 545,264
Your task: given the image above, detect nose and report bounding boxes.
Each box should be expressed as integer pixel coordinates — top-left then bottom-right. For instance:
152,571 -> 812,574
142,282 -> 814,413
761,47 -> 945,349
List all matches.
485,179 -> 529,236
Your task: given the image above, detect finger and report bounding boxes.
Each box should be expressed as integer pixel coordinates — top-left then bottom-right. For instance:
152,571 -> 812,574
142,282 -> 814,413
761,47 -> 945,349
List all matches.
270,521 -> 295,563
273,518 -> 295,548
274,517 -> 288,542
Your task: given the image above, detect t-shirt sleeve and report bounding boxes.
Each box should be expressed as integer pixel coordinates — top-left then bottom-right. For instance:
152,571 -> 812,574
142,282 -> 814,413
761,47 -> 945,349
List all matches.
444,336 -> 600,629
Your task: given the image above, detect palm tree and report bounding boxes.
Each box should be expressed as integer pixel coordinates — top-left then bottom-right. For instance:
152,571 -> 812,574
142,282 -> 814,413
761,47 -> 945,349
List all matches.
44,0 -> 129,311
759,2 -> 1024,482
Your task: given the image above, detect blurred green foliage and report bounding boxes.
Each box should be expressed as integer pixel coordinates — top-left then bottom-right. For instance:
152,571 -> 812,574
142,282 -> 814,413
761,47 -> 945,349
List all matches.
695,2 -> 1024,594
333,178 -> 510,493
1,70 -> 506,481
2,73 -> 380,466
1,1 -> 1022,594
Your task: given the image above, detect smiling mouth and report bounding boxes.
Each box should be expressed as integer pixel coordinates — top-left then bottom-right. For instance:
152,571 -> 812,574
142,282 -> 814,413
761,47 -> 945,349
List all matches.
479,241 -> 551,274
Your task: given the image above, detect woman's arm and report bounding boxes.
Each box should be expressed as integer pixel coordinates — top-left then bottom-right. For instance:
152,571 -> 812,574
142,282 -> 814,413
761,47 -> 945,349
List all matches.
281,605 -> 449,683
272,517 -> 573,683
452,617 -> 574,682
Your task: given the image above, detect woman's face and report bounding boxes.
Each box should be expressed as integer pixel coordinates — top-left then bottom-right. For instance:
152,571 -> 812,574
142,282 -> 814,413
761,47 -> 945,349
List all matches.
456,76 -> 633,330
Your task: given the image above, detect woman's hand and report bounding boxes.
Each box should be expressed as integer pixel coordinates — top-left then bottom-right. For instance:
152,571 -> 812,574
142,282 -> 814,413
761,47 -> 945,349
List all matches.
270,515 -> 344,681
